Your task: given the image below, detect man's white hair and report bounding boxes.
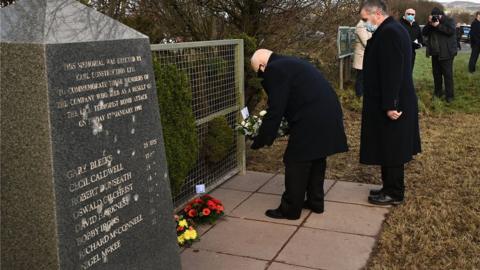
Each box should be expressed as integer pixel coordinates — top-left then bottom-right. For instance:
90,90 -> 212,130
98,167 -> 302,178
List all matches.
250,49 -> 273,72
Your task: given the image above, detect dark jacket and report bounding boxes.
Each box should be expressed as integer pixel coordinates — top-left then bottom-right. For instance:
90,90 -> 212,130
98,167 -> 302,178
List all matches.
361,17 -> 421,166
470,19 -> 480,46
422,15 -> 458,60
252,53 -> 348,162
399,17 -> 424,51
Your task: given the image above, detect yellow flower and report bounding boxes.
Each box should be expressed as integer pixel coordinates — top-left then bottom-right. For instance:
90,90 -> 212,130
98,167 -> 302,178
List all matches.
183,228 -> 197,240
177,235 -> 185,245
178,219 -> 188,228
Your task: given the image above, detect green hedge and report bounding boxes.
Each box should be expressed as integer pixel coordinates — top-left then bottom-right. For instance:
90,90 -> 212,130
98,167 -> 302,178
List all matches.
153,62 -> 198,195
204,116 -> 234,164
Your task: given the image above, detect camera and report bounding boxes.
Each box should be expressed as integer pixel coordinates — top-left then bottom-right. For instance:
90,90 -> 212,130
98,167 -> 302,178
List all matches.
431,15 -> 440,23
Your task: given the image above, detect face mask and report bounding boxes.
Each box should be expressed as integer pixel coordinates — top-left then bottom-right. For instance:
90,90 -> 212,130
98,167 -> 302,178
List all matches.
257,64 -> 265,78
406,15 -> 415,22
365,21 -> 377,33
257,69 -> 264,78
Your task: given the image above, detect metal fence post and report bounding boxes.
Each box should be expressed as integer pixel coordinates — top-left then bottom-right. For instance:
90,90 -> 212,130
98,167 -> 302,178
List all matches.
339,58 -> 344,90
235,39 -> 246,176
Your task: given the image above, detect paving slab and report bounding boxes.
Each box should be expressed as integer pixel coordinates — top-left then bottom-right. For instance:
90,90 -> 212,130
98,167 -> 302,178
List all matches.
276,227 -> 376,270
230,193 -> 310,225
259,174 -> 336,196
210,188 -> 252,214
304,201 -> 389,236
325,181 -> 390,207
194,217 -> 227,236
268,262 -> 317,270
181,249 -> 268,270
192,217 -> 296,260
221,171 -> 275,192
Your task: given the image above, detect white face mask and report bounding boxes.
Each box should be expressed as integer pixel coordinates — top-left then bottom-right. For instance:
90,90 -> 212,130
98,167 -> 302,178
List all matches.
365,21 -> 378,33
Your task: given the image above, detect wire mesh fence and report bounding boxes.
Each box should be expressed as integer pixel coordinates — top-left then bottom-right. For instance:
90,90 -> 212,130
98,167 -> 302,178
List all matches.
150,40 -> 245,209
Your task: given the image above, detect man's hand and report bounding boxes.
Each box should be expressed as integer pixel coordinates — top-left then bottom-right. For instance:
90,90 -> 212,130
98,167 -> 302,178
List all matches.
432,21 -> 440,27
387,110 -> 403,120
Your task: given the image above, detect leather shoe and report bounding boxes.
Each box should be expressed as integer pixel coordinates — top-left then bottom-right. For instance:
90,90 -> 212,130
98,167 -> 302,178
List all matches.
368,194 -> 403,206
302,201 -> 324,213
265,208 -> 300,220
369,188 -> 384,196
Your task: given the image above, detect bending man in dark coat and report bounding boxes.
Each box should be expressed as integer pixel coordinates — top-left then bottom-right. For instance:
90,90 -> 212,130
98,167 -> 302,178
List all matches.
250,49 -> 348,220
360,0 -> 421,205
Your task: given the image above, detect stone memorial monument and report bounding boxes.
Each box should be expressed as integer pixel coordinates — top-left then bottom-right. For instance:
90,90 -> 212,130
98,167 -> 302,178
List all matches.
0,0 -> 181,269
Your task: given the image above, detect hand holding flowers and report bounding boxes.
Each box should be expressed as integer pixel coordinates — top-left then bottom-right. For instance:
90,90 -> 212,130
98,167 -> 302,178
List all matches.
235,110 -> 289,140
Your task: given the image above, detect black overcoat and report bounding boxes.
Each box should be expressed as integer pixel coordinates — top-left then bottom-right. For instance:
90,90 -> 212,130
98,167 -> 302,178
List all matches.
251,53 -> 348,163
399,17 -> 424,49
360,17 -> 421,166
470,19 -> 480,46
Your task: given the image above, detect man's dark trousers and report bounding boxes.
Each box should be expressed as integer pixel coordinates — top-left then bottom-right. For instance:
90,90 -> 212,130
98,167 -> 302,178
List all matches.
469,44 -> 480,73
381,164 -> 405,200
280,158 -> 326,219
432,55 -> 454,98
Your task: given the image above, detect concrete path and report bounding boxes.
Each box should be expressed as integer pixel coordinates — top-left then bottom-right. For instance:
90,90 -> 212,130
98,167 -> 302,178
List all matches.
181,171 -> 391,270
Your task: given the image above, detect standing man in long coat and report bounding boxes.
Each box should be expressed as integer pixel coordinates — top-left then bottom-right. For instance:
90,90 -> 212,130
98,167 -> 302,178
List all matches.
250,49 -> 348,220
360,0 -> 421,205
469,11 -> 480,73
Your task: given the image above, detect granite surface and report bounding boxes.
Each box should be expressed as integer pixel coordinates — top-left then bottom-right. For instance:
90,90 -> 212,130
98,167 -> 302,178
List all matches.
0,0 -> 146,44
1,43 -> 60,270
1,0 -> 181,269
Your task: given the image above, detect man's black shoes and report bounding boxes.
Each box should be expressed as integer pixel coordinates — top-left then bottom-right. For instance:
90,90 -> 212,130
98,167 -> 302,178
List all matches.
265,208 -> 300,220
302,201 -> 324,214
369,188 -> 383,196
368,193 -> 403,206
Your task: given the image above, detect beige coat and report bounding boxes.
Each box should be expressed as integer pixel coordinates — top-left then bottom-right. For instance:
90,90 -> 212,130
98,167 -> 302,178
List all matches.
353,20 -> 372,70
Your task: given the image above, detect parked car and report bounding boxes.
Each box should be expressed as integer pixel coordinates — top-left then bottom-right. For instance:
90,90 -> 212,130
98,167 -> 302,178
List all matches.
460,25 -> 471,43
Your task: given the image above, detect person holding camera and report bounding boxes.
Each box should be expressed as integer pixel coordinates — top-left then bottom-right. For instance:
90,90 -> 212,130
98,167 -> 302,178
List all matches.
422,7 -> 457,103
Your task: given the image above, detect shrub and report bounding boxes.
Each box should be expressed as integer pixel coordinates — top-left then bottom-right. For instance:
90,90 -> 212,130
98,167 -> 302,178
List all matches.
204,116 -> 234,164
153,61 -> 199,195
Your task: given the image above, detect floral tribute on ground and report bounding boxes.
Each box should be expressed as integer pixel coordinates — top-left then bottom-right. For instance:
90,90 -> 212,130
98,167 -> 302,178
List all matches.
181,194 -> 225,224
174,215 -> 198,247
175,194 -> 225,247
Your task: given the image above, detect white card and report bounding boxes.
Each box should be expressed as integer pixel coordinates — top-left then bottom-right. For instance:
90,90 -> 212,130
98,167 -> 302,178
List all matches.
195,184 -> 206,194
240,107 -> 249,120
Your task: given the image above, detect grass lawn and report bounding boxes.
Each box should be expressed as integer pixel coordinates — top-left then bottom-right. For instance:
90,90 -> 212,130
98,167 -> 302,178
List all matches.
246,51 -> 480,268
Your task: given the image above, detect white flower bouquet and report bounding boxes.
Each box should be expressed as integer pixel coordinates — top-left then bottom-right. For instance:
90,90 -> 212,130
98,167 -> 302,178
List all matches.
235,110 -> 289,140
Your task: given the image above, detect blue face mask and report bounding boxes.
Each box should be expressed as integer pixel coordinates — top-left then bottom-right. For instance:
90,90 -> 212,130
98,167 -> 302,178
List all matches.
406,15 -> 415,22
365,21 -> 377,33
